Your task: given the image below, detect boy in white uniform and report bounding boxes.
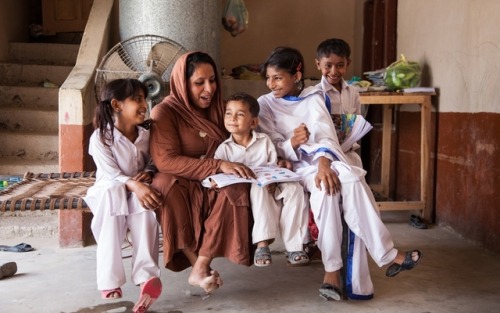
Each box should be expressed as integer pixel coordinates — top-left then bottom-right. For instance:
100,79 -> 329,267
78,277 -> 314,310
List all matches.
213,92 -> 309,267
314,38 -> 372,299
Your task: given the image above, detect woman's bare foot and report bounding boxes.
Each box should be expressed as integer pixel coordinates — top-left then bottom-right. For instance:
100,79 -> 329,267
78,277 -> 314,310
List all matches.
200,270 -> 223,293
188,256 -> 223,293
189,269 -> 222,293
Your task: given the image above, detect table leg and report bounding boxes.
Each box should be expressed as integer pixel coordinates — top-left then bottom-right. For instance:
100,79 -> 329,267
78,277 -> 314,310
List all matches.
421,98 -> 433,222
381,104 -> 393,198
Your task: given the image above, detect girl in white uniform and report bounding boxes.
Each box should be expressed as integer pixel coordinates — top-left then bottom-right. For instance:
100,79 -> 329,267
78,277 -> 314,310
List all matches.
257,47 -> 422,301
84,79 -> 162,313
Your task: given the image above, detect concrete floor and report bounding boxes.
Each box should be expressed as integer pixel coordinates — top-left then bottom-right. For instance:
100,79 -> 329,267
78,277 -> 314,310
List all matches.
1,212 -> 499,313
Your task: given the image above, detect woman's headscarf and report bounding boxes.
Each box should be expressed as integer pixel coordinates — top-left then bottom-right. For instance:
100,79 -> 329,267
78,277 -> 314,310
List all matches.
164,51 -> 228,156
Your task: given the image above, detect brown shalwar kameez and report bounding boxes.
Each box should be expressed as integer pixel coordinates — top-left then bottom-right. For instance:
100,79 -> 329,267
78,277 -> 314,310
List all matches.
150,52 -> 253,272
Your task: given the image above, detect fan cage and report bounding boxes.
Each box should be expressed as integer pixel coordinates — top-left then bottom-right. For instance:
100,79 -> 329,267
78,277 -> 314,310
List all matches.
94,34 -> 186,104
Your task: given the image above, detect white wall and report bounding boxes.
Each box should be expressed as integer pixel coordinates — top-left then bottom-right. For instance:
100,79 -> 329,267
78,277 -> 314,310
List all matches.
220,0 -> 360,80
398,0 -> 500,113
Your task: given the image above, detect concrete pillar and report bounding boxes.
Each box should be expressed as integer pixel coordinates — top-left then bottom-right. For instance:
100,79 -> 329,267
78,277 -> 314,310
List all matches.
119,0 -> 221,65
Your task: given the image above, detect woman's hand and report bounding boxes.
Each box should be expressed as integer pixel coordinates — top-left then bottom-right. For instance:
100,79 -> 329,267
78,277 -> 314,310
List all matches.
209,178 -> 219,189
127,180 -> 163,210
219,161 -> 256,179
290,123 -> 310,149
315,157 -> 341,195
132,171 -> 154,184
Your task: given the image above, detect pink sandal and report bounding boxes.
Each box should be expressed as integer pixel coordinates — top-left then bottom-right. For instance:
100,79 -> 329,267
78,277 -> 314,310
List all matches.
101,287 -> 122,299
133,277 -> 162,313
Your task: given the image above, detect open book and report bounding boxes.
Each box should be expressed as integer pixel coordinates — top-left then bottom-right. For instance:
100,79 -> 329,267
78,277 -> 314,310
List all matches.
202,166 -> 301,188
331,114 -> 373,152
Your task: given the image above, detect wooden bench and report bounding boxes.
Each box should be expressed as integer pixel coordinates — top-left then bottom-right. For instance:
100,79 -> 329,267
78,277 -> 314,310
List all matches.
0,172 -> 96,247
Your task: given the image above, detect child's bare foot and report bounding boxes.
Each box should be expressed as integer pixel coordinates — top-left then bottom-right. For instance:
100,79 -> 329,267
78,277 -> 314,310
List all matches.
101,287 -> 122,299
254,246 -> 272,267
386,250 -> 423,277
393,250 -> 421,265
319,270 -> 342,301
323,270 -> 341,288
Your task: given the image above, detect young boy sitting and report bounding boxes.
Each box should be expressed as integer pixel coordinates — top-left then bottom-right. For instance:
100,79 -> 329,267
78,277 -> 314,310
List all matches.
214,92 -> 309,267
314,38 -> 373,299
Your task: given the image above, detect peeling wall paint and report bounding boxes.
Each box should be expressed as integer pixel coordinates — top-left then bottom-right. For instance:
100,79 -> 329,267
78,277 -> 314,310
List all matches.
392,111 -> 499,253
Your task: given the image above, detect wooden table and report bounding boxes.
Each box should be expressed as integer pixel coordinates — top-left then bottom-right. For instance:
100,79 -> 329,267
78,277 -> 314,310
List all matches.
360,91 -> 435,221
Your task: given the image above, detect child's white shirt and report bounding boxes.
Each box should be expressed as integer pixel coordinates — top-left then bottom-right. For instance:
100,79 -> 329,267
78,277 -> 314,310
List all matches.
317,76 -> 361,114
214,130 -> 277,167
89,126 -> 151,184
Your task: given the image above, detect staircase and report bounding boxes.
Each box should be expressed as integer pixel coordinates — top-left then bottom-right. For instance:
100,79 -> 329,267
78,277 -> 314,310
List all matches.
0,42 -> 79,176
0,42 -> 80,239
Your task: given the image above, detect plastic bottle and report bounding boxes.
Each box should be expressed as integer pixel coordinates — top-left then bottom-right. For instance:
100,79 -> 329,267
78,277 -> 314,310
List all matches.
0,176 -> 22,190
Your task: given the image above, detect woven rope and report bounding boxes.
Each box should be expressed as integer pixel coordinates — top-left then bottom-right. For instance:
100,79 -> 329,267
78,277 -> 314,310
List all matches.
0,172 -> 95,212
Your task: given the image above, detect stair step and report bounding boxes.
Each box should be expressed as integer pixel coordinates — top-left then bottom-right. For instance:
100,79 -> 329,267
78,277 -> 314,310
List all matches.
0,157 -> 59,176
0,107 -> 58,132
0,41 -> 79,176
0,86 -> 58,110
0,63 -> 72,87
0,131 -> 58,159
9,42 -> 79,66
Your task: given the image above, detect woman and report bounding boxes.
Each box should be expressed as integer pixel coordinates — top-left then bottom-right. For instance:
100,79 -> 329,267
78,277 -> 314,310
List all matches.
150,51 -> 254,294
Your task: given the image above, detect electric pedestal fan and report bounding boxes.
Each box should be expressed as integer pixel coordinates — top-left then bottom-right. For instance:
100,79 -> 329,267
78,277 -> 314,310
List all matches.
94,34 -> 187,112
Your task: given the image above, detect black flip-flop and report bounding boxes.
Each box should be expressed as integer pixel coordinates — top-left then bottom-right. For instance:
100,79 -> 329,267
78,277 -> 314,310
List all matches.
410,214 -> 428,229
386,250 -> 423,277
319,283 -> 342,301
0,243 -> 34,252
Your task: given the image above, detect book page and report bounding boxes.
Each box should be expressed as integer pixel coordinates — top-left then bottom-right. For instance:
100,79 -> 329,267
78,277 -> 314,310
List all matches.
340,115 -> 373,151
201,173 -> 253,188
402,87 -> 436,93
202,166 -> 301,188
331,114 -> 373,152
252,166 -> 301,187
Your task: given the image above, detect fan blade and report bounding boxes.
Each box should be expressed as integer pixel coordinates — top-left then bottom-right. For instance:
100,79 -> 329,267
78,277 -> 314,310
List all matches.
95,46 -> 141,101
147,41 -> 186,80
97,49 -> 139,79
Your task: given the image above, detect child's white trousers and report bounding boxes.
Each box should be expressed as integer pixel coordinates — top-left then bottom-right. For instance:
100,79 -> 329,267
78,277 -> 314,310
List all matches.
89,181 -> 160,291
342,150 -> 376,298
250,181 -> 308,252
302,162 -> 397,291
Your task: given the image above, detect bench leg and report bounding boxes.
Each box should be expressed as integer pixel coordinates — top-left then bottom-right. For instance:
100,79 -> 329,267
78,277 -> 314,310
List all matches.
58,209 -> 95,247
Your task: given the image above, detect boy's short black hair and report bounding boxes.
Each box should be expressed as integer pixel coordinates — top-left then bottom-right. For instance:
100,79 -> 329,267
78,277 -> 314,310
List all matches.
316,38 -> 351,59
226,92 -> 260,117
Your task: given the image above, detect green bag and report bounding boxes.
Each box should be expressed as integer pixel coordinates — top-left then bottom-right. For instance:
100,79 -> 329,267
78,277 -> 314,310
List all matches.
384,54 -> 421,90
